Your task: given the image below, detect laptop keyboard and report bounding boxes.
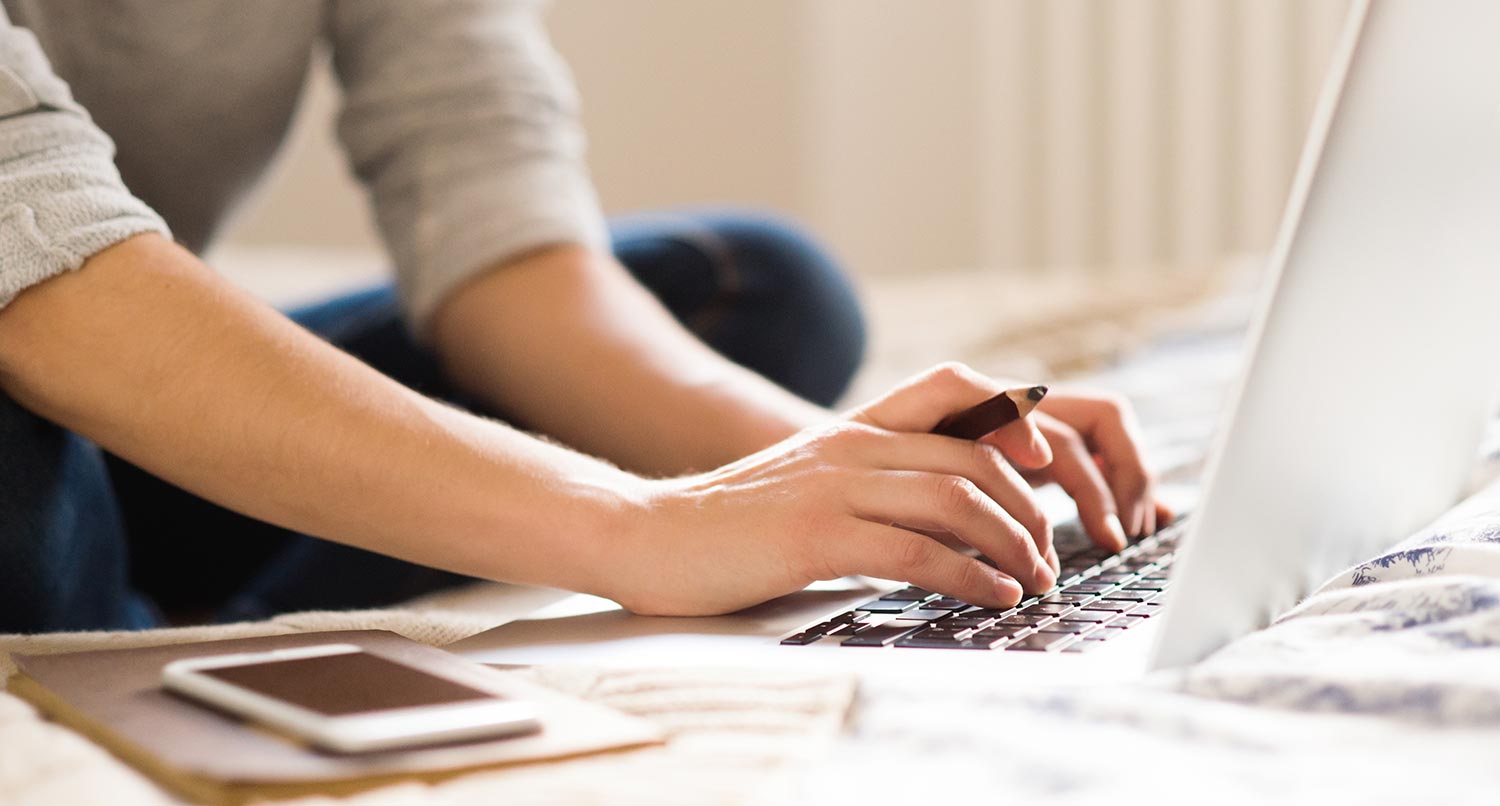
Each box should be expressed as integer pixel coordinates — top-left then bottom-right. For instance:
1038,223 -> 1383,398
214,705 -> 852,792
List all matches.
780,517 -> 1185,653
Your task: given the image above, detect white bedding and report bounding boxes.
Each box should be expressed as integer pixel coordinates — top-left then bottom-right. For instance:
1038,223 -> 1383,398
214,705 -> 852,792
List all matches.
808,475 -> 1500,804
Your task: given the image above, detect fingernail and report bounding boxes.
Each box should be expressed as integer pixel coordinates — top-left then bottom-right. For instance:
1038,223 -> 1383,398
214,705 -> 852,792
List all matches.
1029,428 -> 1053,464
994,575 -> 1023,606
1027,427 -> 1046,454
1034,562 -> 1057,592
1104,513 -> 1127,551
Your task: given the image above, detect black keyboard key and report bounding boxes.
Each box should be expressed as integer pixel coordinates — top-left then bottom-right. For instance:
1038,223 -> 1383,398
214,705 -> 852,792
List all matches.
829,610 -> 865,623
881,587 -> 936,601
924,597 -> 971,610
1042,621 -> 1102,638
857,598 -> 921,613
895,636 -> 997,650
1128,602 -> 1165,617
1006,632 -> 1076,652
1061,583 -> 1114,595
1102,591 -> 1152,603
1019,602 -> 1075,617
1041,592 -> 1097,605
912,628 -> 978,644
957,608 -> 1013,619
1093,572 -> 1137,584
992,615 -> 1052,629
780,632 -> 823,645
1067,609 -> 1121,622
944,615 -> 997,629
841,620 -> 928,646
976,620 -> 1033,637
1081,599 -> 1136,612
967,629 -> 1025,648
897,608 -> 956,622
910,624 -> 971,638
780,620 -> 853,644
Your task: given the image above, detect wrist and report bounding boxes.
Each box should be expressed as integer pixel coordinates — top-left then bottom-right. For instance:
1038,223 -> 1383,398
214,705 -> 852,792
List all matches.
581,473 -> 697,612
555,469 -> 663,602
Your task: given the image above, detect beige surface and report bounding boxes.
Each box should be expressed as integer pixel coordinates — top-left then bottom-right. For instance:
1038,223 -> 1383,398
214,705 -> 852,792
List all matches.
10,631 -> 666,795
0,590 -> 857,806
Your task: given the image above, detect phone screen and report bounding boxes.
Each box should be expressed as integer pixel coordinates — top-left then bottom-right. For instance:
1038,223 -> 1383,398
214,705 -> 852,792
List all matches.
201,651 -> 500,716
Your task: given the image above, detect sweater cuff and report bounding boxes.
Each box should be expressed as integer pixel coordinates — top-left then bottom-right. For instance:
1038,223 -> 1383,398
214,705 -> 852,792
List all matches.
395,158 -> 609,335
0,112 -> 170,310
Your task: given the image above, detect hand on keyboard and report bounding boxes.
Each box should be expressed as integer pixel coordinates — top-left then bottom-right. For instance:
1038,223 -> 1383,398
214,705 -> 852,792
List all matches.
602,364 -> 1168,618
784,518 -> 1185,652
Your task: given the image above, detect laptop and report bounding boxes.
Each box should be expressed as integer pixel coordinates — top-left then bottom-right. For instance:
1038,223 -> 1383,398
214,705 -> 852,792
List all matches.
452,0 -> 1500,683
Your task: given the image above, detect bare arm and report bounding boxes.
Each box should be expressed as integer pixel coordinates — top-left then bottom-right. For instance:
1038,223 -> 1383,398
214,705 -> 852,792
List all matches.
0,234 -> 640,597
430,245 -> 830,475
0,234 -> 1094,614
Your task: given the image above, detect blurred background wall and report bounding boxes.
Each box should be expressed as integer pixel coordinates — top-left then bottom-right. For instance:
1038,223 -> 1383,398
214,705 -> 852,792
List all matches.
216,0 -> 1354,279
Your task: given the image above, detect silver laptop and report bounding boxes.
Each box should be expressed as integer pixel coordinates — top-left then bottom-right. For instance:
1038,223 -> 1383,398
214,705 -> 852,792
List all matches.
453,0 -> 1500,683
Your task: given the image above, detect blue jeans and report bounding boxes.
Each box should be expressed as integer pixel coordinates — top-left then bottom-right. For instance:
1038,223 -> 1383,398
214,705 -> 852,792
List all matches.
0,210 -> 865,633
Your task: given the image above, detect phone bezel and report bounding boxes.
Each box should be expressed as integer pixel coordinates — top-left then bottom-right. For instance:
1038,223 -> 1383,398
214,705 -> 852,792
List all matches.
161,643 -> 539,753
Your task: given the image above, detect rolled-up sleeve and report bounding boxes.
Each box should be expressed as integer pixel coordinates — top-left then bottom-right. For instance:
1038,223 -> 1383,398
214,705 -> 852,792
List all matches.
0,9 -> 169,311
327,0 -> 608,333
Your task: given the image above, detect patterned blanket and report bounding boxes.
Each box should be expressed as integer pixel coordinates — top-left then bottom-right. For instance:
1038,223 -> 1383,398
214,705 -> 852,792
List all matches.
811,474 -> 1500,804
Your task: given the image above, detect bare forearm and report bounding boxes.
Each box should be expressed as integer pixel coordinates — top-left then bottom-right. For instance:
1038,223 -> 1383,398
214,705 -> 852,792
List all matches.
430,245 -> 831,475
0,235 -> 636,595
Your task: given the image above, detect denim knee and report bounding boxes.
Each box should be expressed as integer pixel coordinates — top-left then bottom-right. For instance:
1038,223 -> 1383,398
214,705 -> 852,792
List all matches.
0,393 -> 154,632
690,210 -> 868,406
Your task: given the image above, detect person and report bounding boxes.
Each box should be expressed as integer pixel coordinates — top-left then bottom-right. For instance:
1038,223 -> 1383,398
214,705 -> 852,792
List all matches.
0,1 -> 1163,634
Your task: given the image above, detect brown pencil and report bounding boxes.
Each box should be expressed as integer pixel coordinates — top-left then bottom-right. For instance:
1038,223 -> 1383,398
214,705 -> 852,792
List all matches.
931,385 -> 1048,440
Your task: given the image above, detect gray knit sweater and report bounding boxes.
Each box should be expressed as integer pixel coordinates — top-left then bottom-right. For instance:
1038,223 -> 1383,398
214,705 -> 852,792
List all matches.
0,0 -> 606,328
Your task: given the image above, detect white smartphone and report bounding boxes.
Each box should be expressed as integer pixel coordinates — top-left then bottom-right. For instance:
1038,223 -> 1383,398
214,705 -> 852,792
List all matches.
162,643 -> 540,753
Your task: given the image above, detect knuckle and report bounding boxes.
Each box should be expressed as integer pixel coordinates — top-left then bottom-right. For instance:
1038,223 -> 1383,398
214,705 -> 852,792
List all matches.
927,361 -> 975,391
952,558 -> 990,596
823,422 -> 879,452
969,439 -> 1004,471
1050,426 -> 1085,454
1099,392 -> 1134,423
936,474 -> 981,517
796,501 -> 839,538
895,534 -> 936,571
1122,468 -> 1154,498
1110,460 -> 1155,497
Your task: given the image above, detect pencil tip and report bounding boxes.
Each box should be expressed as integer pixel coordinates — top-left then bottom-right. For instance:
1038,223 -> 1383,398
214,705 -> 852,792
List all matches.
1028,385 -> 1048,401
